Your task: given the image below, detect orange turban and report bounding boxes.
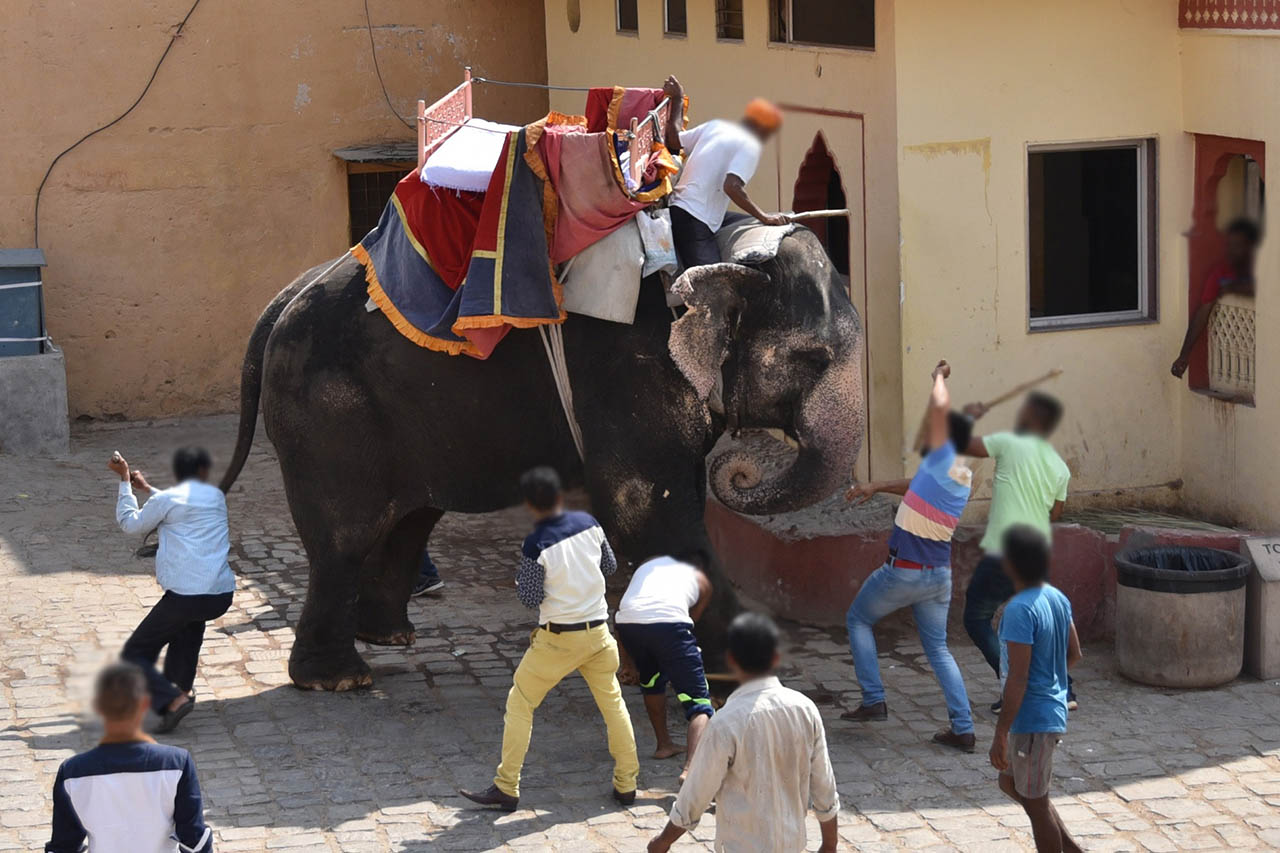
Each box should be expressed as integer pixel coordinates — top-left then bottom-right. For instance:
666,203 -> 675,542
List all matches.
743,98 -> 783,132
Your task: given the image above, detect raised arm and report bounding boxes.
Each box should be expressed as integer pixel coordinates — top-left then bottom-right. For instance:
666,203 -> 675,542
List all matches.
662,75 -> 685,154
845,478 -> 912,506
926,360 -> 952,452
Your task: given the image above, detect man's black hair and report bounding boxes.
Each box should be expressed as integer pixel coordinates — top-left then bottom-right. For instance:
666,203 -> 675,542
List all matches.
519,466 -> 562,512
727,611 -> 779,675
675,547 -> 711,572
1025,392 -> 1064,435
1002,524 -> 1051,585
95,662 -> 148,720
172,446 -> 212,481
921,412 -> 974,457
1225,217 -> 1261,245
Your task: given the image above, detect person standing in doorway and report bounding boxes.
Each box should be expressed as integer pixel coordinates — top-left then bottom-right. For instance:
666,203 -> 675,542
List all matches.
661,75 -> 790,270
960,392 -> 1072,711
460,466 -> 639,811
110,447 -> 235,734
989,525 -> 1083,853
615,550 -> 714,779
1171,217 -> 1260,379
842,360 -> 977,752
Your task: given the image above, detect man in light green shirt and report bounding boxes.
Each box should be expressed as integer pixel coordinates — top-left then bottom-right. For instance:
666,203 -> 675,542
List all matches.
960,393 -> 1071,708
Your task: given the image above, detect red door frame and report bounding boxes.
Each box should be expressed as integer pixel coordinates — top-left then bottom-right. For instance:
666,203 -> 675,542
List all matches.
1186,134 -> 1265,388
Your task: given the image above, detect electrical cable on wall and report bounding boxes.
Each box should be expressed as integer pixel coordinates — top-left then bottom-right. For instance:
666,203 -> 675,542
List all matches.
363,0 -> 415,130
32,0 -> 204,247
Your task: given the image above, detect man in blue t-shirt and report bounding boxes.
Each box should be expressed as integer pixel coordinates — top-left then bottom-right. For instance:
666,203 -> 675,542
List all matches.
989,525 -> 1083,853
842,360 -> 976,752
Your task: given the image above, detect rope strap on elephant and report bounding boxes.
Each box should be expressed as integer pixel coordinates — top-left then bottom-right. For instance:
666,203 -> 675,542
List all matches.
538,324 -> 586,461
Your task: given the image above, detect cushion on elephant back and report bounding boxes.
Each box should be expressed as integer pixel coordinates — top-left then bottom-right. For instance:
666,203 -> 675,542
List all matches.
714,216 -> 802,266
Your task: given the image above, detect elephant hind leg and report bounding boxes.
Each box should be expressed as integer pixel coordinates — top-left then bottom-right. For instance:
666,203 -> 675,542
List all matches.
356,506 -> 444,646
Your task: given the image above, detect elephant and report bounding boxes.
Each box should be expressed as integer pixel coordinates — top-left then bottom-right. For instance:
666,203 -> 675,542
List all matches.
220,226 -> 864,690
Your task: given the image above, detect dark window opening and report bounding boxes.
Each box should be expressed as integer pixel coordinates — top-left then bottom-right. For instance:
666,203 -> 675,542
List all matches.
1028,141 -> 1155,328
347,168 -> 406,247
771,0 -> 874,49
666,0 -> 687,34
716,0 -> 744,40
617,0 -> 638,33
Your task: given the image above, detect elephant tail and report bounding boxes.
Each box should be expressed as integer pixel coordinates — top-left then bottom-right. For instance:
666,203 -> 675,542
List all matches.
220,256 -> 344,493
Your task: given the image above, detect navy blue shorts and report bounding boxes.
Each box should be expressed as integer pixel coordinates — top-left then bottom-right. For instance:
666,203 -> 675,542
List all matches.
616,621 -> 713,720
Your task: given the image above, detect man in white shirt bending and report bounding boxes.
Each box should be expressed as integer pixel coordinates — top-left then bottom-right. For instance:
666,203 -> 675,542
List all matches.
109,446 -> 235,734
648,613 -> 839,853
662,75 -> 789,269
616,550 -> 713,779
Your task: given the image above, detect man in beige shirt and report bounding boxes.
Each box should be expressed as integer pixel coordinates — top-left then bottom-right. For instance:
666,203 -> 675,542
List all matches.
647,613 -> 840,853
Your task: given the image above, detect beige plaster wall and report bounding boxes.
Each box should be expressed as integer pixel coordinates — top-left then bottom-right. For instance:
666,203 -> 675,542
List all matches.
543,0 -> 904,481
0,0 -> 547,417
894,0 -> 1192,514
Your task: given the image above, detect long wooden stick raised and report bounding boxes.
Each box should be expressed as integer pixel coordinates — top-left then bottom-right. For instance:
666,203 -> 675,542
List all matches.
789,208 -> 851,221
910,368 -> 1064,453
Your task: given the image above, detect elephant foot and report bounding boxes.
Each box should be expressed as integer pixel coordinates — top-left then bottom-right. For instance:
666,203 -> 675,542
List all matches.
288,646 -> 374,692
355,623 -> 417,646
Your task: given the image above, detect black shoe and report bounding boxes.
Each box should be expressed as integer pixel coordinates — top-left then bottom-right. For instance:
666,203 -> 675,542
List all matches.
613,787 -> 636,807
990,697 -> 1003,714
932,729 -> 977,753
412,577 -> 445,597
841,702 -> 888,722
153,697 -> 195,734
460,784 -> 518,812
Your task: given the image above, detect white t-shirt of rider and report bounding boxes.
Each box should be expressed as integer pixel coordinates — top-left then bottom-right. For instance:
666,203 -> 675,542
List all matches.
672,119 -> 763,232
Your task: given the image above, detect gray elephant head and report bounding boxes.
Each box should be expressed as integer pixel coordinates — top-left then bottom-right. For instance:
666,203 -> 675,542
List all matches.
668,228 -> 865,515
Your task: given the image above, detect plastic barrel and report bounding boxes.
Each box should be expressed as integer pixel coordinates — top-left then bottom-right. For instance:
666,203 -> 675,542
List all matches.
1114,546 -> 1250,688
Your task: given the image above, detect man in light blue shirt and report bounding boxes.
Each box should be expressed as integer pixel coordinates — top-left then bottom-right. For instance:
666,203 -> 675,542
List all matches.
989,525 -> 1082,853
110,447 -> 234,734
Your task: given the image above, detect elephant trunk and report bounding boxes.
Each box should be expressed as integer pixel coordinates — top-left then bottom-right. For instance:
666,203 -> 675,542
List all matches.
710,350 -> 863,516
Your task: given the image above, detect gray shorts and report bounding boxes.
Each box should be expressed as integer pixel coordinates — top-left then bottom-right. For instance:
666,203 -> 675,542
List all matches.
1001,732 -> 1061,799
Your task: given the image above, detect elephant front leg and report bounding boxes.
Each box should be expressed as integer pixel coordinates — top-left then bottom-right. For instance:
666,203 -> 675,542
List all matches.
355,507 -> 442,646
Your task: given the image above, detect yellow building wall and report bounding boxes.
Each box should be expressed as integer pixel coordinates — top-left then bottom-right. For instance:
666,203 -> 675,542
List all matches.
0,0 -> 547,418
1180,31 -> 1278,529
894,0 -> 1191,513
542,0 -> 905,481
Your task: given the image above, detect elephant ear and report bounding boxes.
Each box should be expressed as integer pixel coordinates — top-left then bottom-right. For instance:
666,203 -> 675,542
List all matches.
668,263 -> 771,400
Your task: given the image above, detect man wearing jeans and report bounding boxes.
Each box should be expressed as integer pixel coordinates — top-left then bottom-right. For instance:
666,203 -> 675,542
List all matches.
842,361 -> 976,752
960,392 -> 1071,711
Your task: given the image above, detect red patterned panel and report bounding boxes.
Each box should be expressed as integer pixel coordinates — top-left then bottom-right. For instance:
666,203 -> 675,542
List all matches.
1180,0 -> 1280,29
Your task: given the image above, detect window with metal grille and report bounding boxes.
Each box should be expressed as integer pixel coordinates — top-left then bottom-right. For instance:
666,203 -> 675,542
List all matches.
347,168 -> 406,247
617,0 -> 639,33
716,0 -> 744,40
666,0 -> 687,35
1027,140 -> 1157,330
771,0 -> 874,49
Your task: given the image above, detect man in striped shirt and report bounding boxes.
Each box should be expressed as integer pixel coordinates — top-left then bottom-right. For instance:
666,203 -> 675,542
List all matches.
46,663 -> 211,853
842,360 -> 977,752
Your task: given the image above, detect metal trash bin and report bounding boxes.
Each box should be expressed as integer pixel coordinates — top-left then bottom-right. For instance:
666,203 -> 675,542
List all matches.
1115,546 -> 1250,688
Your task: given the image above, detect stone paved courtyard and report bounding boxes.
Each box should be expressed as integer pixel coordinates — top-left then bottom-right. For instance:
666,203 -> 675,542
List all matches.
3,416 -> 1280,851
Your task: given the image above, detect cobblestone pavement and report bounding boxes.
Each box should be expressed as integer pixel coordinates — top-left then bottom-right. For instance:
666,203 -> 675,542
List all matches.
3,416 -> 1280,851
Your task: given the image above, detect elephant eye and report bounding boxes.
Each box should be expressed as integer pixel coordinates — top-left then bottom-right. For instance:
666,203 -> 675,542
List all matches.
795,347 -> 832,370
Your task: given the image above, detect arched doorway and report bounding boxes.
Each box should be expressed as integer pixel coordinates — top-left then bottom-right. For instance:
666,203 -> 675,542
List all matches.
791,133 -> 850,277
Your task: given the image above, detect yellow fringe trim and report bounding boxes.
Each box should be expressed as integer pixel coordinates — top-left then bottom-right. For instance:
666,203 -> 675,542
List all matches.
352,242 -> 481,357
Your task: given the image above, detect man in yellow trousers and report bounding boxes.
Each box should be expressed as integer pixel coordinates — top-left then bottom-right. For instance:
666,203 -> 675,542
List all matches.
460,466 -> 639,811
